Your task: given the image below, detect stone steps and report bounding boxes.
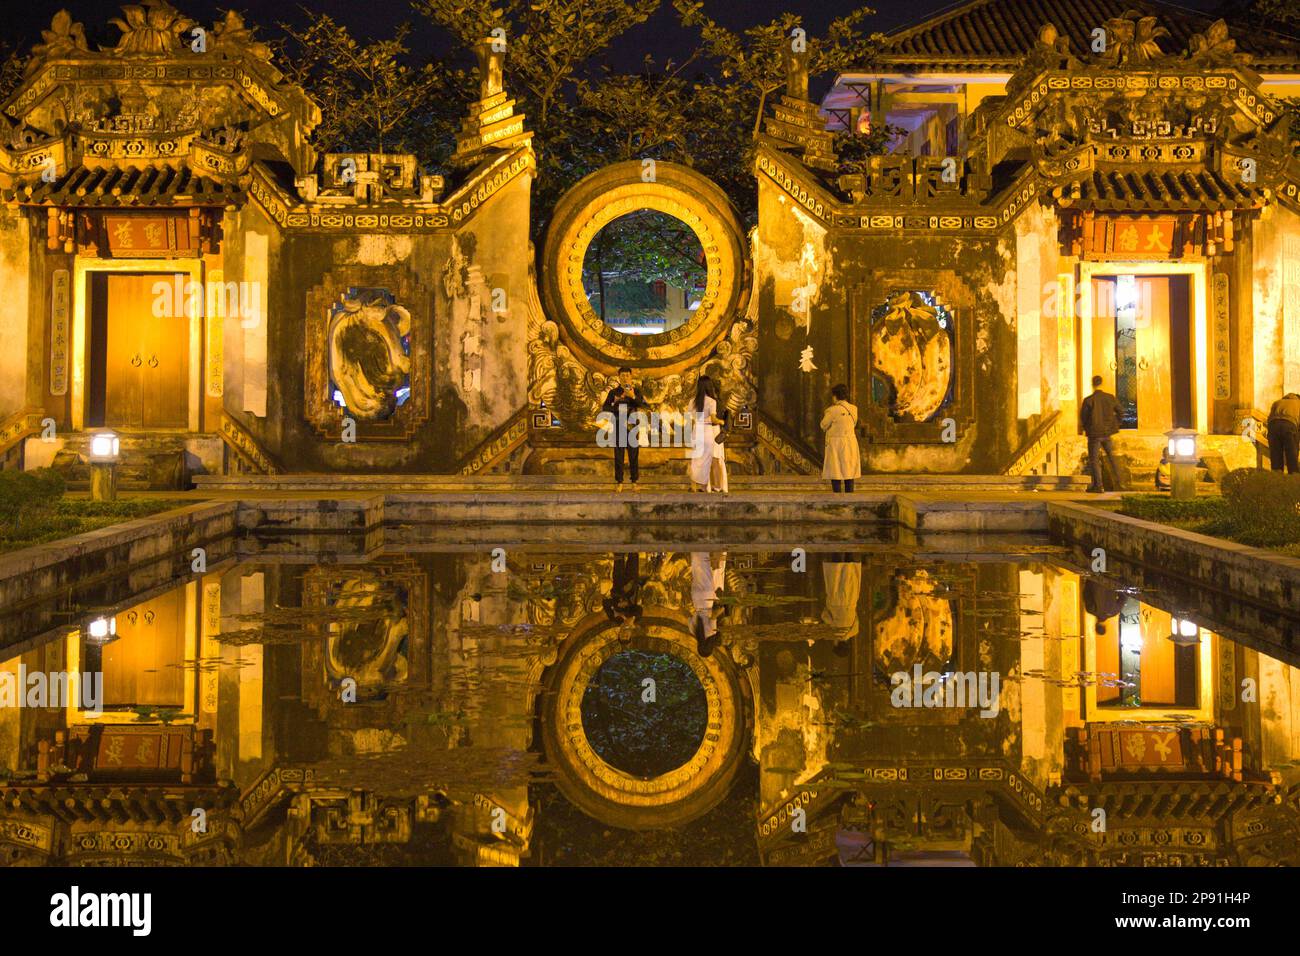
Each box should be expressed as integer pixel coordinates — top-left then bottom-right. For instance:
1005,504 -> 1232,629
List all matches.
33,431 -> 221,491
197,472 -> 1093,493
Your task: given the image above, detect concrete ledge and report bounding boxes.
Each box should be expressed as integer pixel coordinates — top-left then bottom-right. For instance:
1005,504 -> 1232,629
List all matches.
899,495 -> 1050,532
0,501 -> 237,610
1047,501 -> 1300,611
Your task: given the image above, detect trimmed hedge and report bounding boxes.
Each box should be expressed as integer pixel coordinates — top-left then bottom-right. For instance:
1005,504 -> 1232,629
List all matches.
1118,494 -> 1228,524
1219,468 -> 1300,546
0,467 -> 65,528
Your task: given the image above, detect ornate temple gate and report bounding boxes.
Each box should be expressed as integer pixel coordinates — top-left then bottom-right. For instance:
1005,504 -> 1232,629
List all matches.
528,159 -> 759,474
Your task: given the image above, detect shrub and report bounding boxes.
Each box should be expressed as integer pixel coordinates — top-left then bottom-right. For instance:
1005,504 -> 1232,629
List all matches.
1219,468 -> 1300,546
1119,494 -> 1227,523
0,468 -> 65,528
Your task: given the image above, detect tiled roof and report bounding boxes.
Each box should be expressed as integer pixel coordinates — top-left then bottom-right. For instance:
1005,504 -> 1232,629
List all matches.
4,164 -> 241,207
1053,168 -> 1267,210
875,0 -> 1300,70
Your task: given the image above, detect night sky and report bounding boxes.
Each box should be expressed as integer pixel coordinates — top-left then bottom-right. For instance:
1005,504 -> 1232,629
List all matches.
3,0 -> 1234,90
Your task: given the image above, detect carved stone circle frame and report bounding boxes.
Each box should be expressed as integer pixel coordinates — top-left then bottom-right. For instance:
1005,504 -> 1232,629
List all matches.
304,265 -> 431,441
852,269 -> 976,444
541,160 -> 750,370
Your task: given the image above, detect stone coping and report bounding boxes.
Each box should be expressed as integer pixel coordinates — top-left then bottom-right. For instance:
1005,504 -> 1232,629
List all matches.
0,500 -> 236,578
1047,501 -> 1300,609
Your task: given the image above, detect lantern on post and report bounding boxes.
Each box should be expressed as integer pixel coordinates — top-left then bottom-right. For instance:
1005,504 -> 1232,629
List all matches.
88,431 -> 120,502
1164,428 -> 1198,500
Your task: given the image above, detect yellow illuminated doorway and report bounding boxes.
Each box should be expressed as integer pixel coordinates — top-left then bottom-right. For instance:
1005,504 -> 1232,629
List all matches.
85,272 -> 190,429
1090,274 -> 1193,431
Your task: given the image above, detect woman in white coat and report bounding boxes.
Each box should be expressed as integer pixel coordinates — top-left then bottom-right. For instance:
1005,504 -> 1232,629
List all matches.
821,384 -> 862,492
689,375 -> 728,493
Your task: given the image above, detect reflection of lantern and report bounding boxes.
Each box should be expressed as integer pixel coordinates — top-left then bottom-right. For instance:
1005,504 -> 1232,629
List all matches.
88,431 -> 120,502
1164,428 -> 1198,500
1169,617 -> 1201,646
85,615 -> 118,646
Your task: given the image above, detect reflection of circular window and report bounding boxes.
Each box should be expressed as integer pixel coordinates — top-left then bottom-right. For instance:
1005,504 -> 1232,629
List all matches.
581,210 -> 706,340
580,650 -> 708,778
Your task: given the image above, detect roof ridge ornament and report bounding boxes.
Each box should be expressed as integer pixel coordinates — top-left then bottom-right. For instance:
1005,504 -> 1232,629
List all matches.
450,37 -> 533,170
1093,9 -> 1171,66
31,10 -> 90,63
106,0 -> 195,56
1185,19 -> 1250,69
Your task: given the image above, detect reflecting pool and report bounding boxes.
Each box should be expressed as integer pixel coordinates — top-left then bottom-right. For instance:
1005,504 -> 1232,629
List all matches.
2,536 -> 1298,866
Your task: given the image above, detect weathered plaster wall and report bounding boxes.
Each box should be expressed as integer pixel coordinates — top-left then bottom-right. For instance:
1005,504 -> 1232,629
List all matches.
1250,202 -> 1300,408
0,207 -> 32,418
222,173 -> 532,473
1014,199 -> 1062,423
755,176 -> 1020,473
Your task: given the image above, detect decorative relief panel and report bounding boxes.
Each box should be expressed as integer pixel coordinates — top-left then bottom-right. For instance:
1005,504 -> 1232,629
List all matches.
854,274 -> 974,444
304,267 -> 430,441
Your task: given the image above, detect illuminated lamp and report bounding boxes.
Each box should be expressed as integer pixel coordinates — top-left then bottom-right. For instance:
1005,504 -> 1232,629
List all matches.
1164,427 -> 1199,500
88,431 -> 120,502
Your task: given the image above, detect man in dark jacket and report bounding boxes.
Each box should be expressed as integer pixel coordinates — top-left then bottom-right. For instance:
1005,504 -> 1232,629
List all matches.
1079,375 -> 1122,493
601,366 -> 646,489
1267,392 -> 1300,474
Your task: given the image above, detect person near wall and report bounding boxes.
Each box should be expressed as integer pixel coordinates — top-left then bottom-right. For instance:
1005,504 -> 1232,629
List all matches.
1155,449 -> 1172,491
689,374 -> 728,493
601,366 -> 645,491
821,384 -> 862,493
1266,392 -> 1300,474
1079,375 -> 1122,493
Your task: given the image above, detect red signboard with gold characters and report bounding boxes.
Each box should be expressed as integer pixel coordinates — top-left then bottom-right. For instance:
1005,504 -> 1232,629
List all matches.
77,210 -> 213,258
1065,212 -> 1235,260
1088,216 -> 1182,259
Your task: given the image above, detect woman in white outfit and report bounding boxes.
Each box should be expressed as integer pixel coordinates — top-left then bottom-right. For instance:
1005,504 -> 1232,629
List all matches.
821,383 -> 862,492
689,375 -> 728,493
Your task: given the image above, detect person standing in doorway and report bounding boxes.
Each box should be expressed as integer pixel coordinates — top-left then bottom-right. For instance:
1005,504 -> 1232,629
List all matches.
602,366 -> 645,491
821,384 -> 862,492
1267,391 -> 1300,474
1079,375 -> 1122,493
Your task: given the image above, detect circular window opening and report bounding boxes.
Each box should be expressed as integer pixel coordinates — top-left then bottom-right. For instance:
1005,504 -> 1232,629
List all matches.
580,649 -> 708,778
581,210 -> 706,337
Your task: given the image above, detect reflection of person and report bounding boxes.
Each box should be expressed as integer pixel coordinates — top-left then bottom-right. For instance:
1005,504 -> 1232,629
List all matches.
689,375 -> 728,494
1267,392 -> 1300,474
821,385 -> 862,493
602,366 -> 645,490
1083,577 -> 1123,636
690,550 -> 727,657
1079,375 -> 1122,493
821,553 -> 861,643
603,551 -> 648,644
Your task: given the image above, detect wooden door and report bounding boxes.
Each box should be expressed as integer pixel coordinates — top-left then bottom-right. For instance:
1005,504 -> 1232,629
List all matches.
1135,277 -> 1173,431
1090,277 -> 1117,390
100,588 -> 189,709
102,273 -> 188,429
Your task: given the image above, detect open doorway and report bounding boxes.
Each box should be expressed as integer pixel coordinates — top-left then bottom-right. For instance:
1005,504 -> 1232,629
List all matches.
1090,273 -> 1194,431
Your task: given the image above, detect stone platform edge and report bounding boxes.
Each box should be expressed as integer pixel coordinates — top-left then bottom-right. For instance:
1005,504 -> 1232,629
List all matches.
1047,501 -> 1300,611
